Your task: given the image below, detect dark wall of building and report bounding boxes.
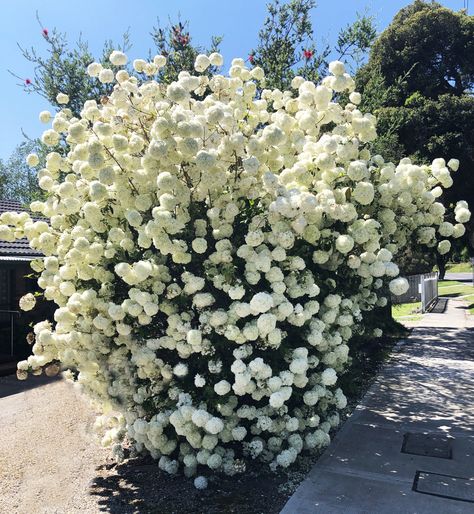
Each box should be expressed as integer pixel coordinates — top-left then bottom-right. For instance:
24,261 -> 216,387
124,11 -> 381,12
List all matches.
0,263 -> 54,362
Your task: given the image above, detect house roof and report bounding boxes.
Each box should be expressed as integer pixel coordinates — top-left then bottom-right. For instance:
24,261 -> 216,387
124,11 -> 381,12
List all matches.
0,200 -> 43,259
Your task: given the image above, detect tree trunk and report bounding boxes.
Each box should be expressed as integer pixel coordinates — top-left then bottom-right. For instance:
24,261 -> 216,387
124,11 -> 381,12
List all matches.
437,255 -> 447,280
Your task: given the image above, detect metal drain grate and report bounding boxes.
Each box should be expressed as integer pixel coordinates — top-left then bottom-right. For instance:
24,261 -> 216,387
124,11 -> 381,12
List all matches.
430,297 -> 448,314
401,433 -> 452,459
413,471 -> 474,503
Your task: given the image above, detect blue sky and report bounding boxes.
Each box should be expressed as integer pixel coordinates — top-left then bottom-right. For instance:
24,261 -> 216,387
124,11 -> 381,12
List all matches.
0,0 -> 467,161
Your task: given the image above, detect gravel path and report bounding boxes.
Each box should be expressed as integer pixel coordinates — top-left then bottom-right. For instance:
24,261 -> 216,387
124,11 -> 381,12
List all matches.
0,376 -> 107,514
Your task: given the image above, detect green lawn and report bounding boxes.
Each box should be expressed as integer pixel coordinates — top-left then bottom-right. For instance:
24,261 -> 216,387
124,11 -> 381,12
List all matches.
392,301 -> 422,320
438,280 -> 474,298
462,294 -> 474,315
433,262 -> 473,273
438,280 -> 460,287
446,262 -> 473,273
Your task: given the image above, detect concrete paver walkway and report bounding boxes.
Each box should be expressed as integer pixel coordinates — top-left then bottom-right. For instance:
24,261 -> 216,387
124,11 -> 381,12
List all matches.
281,300 -> 474,513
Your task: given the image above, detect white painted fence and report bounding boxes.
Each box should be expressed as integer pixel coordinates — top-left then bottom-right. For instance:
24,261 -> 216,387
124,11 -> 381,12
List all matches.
391,272 -> 438,313
418,272 -> 438,313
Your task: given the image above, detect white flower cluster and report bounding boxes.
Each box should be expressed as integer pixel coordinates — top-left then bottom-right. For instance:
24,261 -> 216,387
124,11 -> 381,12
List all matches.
19,292 -> 36,311
6,52 -> 470,484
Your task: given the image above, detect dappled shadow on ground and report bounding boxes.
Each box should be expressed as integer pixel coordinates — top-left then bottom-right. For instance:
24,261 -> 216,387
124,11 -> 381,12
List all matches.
0,373 -> 60,399
294,324 -> 474,514
358,326 -> 474,436
89,456 -> 288,514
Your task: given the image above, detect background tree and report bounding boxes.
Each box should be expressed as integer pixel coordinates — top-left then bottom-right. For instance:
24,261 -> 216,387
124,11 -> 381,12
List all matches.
151,19 -> 222,84
0,141 -> 44,203
11,14 -> 221,116
356,0 -> 474,274
250,0 -> 376,90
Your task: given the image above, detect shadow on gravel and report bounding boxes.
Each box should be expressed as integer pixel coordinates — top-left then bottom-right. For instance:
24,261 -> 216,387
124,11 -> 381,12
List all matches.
89,456 -> 289,514
0,374 -> 60,399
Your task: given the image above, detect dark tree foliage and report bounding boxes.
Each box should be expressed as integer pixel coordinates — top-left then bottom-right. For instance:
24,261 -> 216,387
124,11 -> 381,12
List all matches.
359,0 -> 474,99
357,1 -> 474,268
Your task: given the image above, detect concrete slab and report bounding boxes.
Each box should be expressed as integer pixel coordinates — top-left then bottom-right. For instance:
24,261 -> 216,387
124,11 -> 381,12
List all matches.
317,421 -> 474,478
281,469 -> 473,514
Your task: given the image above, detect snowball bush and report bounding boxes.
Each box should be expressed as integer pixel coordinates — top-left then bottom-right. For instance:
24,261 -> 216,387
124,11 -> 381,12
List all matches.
4,52 -> 470,482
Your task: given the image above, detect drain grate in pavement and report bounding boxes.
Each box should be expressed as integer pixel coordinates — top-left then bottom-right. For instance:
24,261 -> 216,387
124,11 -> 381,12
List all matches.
401,433 -> 452,459
429,297 -> 448,313
413,471 -> 474,503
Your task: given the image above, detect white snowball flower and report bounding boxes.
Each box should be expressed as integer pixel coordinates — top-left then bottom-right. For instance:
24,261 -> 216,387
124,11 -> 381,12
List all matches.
455,207 -> 471,224
194,54 -> 211,72
7,48 -> 471,479
194,374 -> 206,388
39,110 -> 51,123
214,380 -> 231,396
250,292 -> 274,313
447,159 -> 459,171
173,363 -> 188,377
437,239 -> 451,255
192,238 -> 208,254
109,50 -> 128,66
329,60 -> 345,76
194,476 -> 208,490
335,235 -> 354,254
56,92 -> 69,104
19,293 -> 36,311
352,182 -> 375,205
209,52 -> 223,66
321,368 -> 337,386
187,330 -> 202,346
349,91 -> 361,105
205,417 -> 224,435
389,277 -> 409,296
98,69 -> 114,83
87,62 -> 102,77
153,55 -> 167,68
26,153 -> 39,167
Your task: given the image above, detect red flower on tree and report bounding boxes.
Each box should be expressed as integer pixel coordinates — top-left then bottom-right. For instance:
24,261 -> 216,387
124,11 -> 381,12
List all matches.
42,28 -> 49,37
303,49 -> 314,60
25,78 -> 32,86
171,23 -> 190,47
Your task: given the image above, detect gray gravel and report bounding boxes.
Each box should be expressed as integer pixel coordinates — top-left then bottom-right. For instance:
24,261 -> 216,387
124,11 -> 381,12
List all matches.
0,376 -> 107,514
